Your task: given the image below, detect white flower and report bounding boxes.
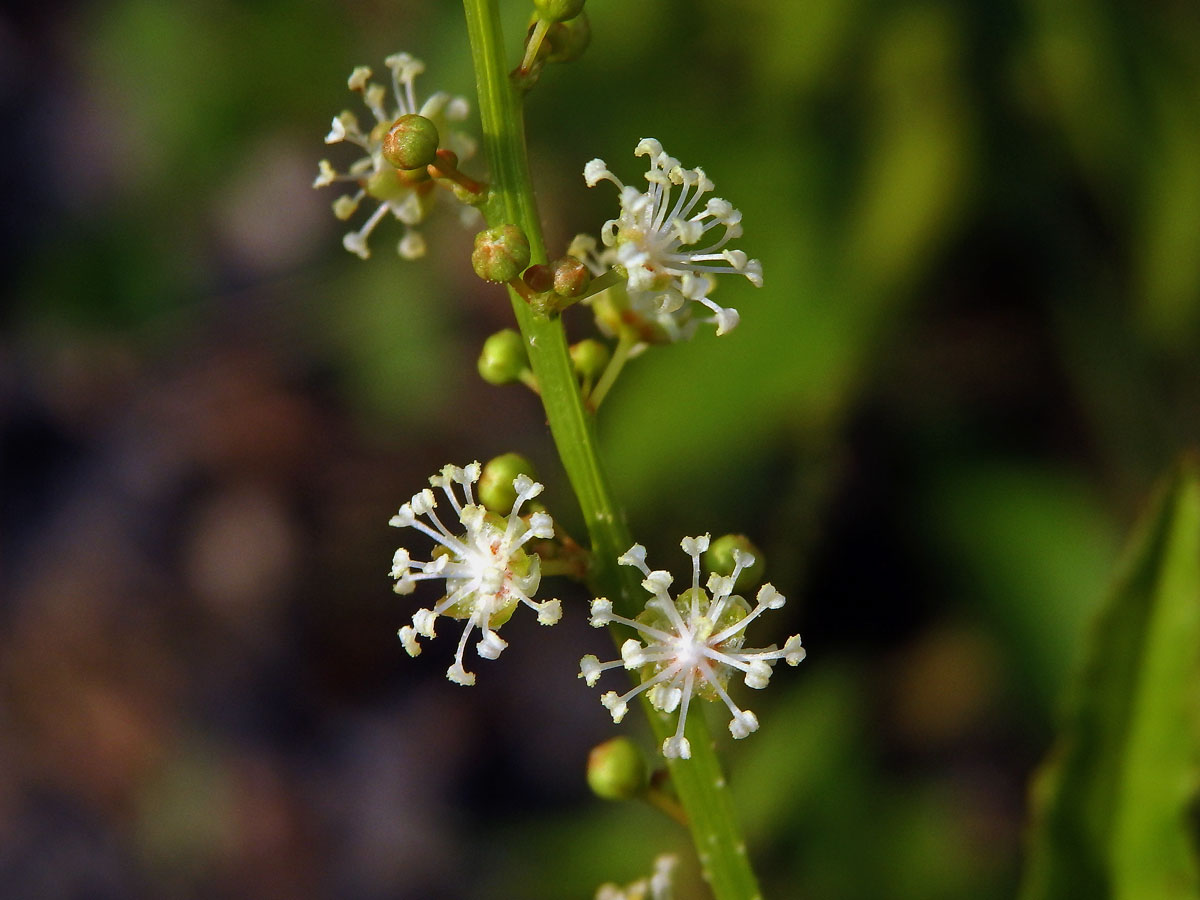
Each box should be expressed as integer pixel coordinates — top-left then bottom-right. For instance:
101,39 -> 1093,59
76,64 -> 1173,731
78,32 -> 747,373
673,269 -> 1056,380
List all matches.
581,535 -> 804,759
390,462 -> 561,685
595,855 -> 677,900
576,138 -> 762,341
315,53 -> 476,260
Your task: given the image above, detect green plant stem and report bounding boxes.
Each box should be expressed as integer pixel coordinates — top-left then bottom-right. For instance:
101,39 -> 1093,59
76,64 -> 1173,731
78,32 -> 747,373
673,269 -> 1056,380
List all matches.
587,326 -> 639,411
461,3 -> 763,898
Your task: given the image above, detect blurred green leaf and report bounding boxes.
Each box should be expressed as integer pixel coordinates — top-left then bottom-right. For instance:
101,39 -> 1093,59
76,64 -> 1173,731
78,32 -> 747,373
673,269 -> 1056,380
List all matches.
924,463 -> 1119,708
1134,72 -> 1200,352
1020,457 -> 1200,900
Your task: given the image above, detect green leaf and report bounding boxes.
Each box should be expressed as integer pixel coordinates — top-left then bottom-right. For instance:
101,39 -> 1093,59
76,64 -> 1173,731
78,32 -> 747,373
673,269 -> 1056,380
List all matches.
1020,457 -> 1200,900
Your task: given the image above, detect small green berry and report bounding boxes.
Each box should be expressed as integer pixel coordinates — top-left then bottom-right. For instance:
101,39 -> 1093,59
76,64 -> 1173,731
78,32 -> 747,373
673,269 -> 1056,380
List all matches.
477,329 -> 529,385
472,225 -> 532,283
534,0 -> 585,24
381,114 -> 440,170
587,737 -> 647,801
570,339 -> 610,381
480,453 -> 538,512
704,534 -> 765,593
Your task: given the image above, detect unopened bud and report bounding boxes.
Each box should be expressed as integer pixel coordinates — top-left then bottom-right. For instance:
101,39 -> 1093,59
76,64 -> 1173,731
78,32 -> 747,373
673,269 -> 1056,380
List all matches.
365,168 -> 407,203
534,0 -> 585,23
570,339 -> 609,381
480,453 -> 538,512
382,114 -> 440,170
545,12 -> 591,63
587,737 -> 647,801
704,534 -> 765,593
553,255 -> 591,298
477,329 -> 529,385
472,225 -> 531,283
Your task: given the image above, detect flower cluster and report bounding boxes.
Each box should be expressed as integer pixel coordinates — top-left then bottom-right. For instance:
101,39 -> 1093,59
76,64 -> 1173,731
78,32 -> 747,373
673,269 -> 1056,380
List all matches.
390,462 -> 561,685
595,855 -> 677,900
573,139 -> 763,341
581,536 -> 804,759
315,53 -> 476,260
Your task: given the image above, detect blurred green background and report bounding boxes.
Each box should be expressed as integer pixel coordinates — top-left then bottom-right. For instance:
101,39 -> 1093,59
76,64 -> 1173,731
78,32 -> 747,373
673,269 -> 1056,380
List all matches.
2,0 -> 1199,898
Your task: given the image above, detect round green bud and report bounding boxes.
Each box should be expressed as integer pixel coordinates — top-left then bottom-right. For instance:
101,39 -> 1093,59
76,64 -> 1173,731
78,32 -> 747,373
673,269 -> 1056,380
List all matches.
570,339 -> 610,381
382,114 -> 440,170
534,0 -> 585,23
704,534 -> 765,593
480,452 -> 538,512
364,168 -> 407,203
587,737 -> 647,801
477,329 -> 529,385
545,12 -> 591,63
553,256 -> 591,298
472,225 -> 532,284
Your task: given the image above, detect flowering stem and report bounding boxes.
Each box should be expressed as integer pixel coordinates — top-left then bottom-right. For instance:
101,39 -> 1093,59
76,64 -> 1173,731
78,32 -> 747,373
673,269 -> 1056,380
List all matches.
461,3 -> 762,899
587,326 -> 638,412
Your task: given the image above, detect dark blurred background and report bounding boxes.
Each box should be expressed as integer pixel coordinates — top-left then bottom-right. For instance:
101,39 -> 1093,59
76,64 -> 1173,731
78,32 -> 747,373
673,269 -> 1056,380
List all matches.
2,1 -> 1199,898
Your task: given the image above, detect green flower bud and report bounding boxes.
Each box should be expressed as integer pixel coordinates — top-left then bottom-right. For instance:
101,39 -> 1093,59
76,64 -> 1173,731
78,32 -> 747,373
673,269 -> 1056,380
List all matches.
570,339 -> 610,381
382,114 -> 441,170
479,453 -> 538,512
522,263 -> 554,294
704,534 -> 765,593
534,0 -> 585,24
545,12 -> 591,63
553,255 -> 591,298
472,225 -> 532,283
364,168 -> 408,203
477,329 -> 529,385
587,737 -> 647,801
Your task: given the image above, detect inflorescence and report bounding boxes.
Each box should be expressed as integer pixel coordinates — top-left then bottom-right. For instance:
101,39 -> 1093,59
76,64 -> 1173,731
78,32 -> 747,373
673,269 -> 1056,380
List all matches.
316,53 -> 476,260
574,138 -> 763,341
390,462 -> 561,686
595,855 -> 678,900
581,536 -> 804,759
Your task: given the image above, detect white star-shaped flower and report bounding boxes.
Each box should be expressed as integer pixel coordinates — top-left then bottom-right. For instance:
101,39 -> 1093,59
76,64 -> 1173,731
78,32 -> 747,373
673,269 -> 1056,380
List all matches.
581,535 -> 804,759
390,462 -> 561,685
575,139 -> 762,341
